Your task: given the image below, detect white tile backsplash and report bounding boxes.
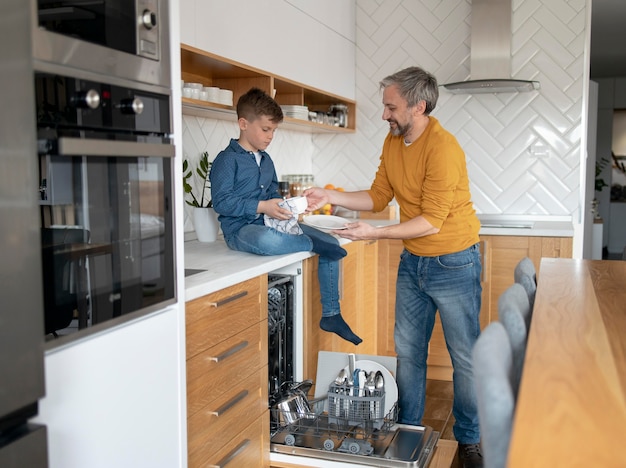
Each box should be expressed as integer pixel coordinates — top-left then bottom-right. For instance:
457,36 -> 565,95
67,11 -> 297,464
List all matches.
182,0 -> 588,222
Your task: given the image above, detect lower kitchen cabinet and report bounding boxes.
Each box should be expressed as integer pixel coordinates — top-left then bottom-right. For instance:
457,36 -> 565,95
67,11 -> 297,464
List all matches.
302,240 -> 378,393
479,235 -> 573,326
185,275 -> 269,467
377,235 -> 573,380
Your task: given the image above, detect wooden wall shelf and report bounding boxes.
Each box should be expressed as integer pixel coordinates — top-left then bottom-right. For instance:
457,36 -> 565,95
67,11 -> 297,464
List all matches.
181,44 -> 356,134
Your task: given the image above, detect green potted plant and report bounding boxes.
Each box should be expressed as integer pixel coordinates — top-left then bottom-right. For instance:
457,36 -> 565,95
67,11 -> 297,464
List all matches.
183,151 -> 213,208
183,152 -> 219,242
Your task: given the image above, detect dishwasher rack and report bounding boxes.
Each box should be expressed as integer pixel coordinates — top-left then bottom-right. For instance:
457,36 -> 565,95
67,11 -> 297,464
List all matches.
270,383 -> 398,455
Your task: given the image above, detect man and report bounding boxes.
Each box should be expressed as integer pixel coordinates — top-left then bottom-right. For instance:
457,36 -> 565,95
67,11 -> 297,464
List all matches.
304,67 -> 483,467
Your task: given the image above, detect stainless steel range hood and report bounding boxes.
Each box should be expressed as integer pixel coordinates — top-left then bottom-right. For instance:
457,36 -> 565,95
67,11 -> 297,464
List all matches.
442,0 -> 540,94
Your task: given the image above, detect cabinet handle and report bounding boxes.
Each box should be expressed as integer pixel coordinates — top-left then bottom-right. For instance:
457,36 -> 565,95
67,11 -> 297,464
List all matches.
479,239 -> 487,284
208,340 -> 248,363
208,438 -> 250,468
208,390 -> 248,417
208,290 -> 248,308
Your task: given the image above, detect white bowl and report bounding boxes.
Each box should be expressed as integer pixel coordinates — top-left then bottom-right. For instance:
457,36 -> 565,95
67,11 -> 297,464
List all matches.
280,196 -> 308,214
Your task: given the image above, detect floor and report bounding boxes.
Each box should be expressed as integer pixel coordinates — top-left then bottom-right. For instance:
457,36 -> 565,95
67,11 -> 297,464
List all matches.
423,379 -> 461,468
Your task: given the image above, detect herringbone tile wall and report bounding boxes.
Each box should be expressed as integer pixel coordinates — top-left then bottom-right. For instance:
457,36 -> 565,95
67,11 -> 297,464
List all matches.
314,0 -> 587,216
182,0 -> 587,231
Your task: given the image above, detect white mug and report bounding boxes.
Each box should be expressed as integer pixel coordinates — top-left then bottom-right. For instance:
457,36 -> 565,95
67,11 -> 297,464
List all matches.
280,196 -> 307,214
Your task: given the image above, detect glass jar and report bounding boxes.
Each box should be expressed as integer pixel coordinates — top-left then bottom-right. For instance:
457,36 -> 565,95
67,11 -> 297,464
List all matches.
329,104 -> 348,128
301,174 -> 315,192
283,174 -> 315,196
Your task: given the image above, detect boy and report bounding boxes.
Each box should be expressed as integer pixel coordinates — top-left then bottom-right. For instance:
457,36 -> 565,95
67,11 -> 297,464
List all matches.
209,87 -> 361,345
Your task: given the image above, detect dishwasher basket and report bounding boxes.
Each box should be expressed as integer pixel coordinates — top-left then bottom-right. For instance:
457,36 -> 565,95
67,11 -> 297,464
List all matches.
270,380 -> 398,456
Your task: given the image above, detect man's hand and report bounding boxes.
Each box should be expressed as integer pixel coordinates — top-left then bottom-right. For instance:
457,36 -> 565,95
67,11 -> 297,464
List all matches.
333,221 -> 379,240
303,187 -> 330,212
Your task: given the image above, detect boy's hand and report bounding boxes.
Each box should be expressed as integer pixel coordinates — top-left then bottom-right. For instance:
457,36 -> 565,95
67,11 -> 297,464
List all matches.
258,199 -> 294,220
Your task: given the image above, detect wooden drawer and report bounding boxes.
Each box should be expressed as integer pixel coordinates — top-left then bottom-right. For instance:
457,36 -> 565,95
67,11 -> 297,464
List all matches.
186,276 -> 265,359
189,410 -> 269,468
187,320 -> 268,416
188,365 -> 268,458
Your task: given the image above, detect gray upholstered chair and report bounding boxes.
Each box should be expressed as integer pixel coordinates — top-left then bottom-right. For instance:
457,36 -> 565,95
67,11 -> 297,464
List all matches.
514,257 -> 537,309
497,283 -> 531,398
472,322 -> 515,468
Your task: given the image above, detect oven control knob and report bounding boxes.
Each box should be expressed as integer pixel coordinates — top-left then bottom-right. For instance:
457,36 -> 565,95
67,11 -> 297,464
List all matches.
72,89 -> 100,109
141,10 -> 157,30
119,97 -> 144,115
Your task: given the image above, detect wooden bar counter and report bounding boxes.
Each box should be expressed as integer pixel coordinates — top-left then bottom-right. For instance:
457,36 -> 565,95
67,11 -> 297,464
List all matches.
508,258 -> 626,467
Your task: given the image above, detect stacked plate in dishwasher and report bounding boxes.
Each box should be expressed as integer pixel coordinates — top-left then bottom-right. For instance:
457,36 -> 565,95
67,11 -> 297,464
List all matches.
281,105 -> 309,121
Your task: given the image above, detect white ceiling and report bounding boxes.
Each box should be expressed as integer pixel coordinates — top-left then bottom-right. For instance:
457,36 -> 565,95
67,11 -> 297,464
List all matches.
590,0 -> 626,78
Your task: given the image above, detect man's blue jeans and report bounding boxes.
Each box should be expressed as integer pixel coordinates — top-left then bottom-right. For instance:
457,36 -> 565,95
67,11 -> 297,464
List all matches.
394,243 -> 482,444
224,223 -> 344,317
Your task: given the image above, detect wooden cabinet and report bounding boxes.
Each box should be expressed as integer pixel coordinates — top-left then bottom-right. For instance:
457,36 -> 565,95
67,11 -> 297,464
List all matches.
185,276 -> 269,467
301,241 -> 378,393
376,238 -> 404,358
181,44 -> 356,134
377,235 -> 573,381
479,235 -> 573,327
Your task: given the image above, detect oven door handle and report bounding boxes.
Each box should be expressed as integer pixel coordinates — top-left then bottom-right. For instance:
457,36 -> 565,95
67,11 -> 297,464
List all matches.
51,137 -> 175,158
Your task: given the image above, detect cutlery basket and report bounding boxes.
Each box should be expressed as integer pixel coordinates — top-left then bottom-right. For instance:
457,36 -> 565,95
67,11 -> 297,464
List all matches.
327,383 -> 391,430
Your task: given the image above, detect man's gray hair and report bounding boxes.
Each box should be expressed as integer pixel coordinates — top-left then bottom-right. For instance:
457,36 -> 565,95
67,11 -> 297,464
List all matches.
380,66 -> 439,115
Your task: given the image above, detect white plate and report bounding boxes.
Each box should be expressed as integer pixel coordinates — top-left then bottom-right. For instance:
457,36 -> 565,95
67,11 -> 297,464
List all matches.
342,359 -> 398,418
302,214 -> 350,232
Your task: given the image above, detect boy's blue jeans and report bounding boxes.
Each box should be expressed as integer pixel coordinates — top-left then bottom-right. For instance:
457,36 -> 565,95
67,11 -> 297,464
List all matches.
224,223 -> 345,317
394,243 -> 482,445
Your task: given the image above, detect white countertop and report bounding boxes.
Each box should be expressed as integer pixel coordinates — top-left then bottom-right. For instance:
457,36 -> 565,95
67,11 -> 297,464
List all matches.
184,215 -> 574,300
183,239 -> 314,301
476,214 -> 574,237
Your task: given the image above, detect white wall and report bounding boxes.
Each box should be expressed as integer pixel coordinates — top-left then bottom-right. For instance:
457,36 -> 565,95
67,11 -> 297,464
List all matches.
314,0 -> 589,211
180,0 -> 356,100
182,0 -> 592,253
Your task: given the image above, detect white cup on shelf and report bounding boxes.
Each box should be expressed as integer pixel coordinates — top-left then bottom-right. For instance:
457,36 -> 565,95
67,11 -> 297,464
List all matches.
182,87 -> 193,98
219,89 -> 233,106
204,86 -> 220,103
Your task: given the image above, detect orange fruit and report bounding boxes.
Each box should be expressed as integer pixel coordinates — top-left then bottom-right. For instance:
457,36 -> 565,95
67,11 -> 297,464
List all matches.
336,187 -> 345,192
324,183 -> 335,190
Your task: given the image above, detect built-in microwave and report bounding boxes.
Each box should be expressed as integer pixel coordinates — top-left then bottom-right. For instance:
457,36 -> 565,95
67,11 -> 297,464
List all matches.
32,0 -> 171,88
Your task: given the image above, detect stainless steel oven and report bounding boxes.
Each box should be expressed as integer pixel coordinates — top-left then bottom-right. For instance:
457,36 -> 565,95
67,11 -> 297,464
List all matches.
35,70 -> 176,341
32,0 -> 170,88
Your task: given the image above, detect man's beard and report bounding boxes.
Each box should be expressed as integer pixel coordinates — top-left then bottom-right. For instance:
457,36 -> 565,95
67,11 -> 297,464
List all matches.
389,118 -> 412,137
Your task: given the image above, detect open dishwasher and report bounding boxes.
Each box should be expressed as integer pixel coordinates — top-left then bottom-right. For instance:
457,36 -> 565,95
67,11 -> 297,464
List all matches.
270,352 -> 439,467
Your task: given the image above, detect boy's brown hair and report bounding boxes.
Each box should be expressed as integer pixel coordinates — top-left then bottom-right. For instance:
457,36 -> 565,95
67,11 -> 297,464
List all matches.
236,87 -> 284,123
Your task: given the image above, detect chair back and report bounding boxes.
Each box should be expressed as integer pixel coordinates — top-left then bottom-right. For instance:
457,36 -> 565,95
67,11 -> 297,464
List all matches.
498,286 -> 530,398
473,322 -> 515,468
514,257 -> 537,309
498,282 -> 531,330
